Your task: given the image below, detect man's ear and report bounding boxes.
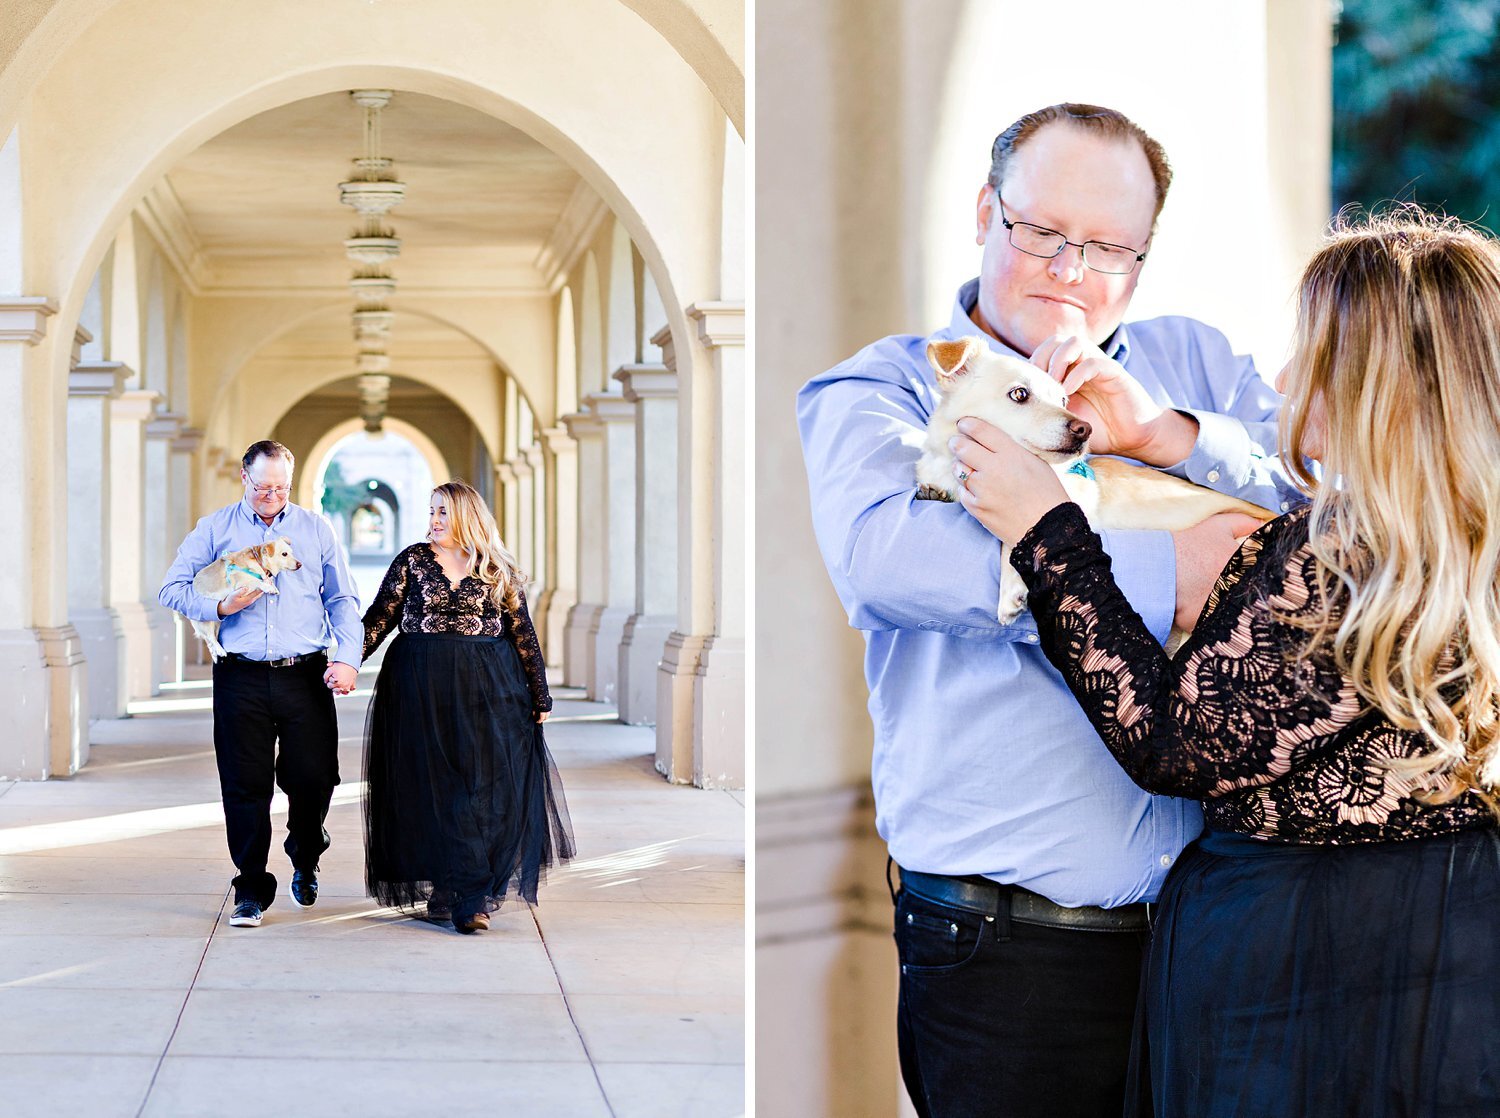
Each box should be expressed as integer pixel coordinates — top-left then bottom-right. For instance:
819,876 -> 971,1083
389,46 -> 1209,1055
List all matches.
927,336 -> 983,387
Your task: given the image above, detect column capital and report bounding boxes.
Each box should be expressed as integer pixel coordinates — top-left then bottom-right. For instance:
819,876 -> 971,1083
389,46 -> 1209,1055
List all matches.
559,410 -> 603,441
71,324 -> 94,368
523,444 -> 544,469
582,391 -> 635,424
649,324 -> 676,372
539,424 -> 575,455
686,301 -> 745,348
69,361 -> 131,399
496,462 -> 518,485
509,454 -> 534,481
0,297 -> 59,344
172,426 -> 205,454
111,388 -> 161,422
146,411 -> 185,440
613,363 -> 677,403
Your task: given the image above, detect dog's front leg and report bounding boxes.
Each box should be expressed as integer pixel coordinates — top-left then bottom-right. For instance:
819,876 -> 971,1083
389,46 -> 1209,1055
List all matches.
997,544 -> 1029,624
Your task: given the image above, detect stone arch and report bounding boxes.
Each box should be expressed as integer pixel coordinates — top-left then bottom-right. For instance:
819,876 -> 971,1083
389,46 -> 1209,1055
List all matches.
298,415 -> 451,511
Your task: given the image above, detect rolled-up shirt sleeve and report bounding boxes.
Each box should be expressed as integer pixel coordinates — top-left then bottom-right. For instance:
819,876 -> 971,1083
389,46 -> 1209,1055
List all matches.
158,516 -> 225,622
317,514 -> 364,670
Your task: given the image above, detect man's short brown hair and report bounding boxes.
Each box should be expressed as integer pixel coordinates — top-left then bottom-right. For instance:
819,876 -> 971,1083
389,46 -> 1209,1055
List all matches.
988,103 -> 1173,222
241,440 -> 295,473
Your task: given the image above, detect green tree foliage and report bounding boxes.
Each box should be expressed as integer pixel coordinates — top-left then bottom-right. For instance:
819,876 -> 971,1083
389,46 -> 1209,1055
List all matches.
1333,0 -> 1500,230
319,459 -> 366,521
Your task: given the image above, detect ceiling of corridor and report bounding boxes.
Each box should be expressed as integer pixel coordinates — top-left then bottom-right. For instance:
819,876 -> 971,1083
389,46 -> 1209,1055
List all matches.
159,90 -> 598,295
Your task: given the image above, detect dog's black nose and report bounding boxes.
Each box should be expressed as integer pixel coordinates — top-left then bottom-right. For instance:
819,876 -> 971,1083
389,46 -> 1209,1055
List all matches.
1069,418 -> 1092,442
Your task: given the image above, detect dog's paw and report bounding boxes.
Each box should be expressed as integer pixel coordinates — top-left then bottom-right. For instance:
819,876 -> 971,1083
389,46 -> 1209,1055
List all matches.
915,484 -> 956,503
996,586 -> 1029,625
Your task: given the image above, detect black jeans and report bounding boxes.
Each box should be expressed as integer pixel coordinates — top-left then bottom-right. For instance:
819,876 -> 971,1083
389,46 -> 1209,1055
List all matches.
894,882 -> 1147,1118
211,655 -> 339,904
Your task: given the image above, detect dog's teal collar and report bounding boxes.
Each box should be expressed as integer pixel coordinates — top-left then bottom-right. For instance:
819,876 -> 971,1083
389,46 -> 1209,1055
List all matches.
1065,459 -> 1096,481
226,562 -> 265,581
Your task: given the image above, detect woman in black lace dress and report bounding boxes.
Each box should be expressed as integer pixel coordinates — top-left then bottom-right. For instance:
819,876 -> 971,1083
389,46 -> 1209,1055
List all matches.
950,213 -> 1500,1116
360,480 -> 574,933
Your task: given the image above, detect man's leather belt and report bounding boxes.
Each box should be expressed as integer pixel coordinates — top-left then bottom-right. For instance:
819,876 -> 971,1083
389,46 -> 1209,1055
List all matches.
898,867 -> 1150,932
222,650 -> 327,668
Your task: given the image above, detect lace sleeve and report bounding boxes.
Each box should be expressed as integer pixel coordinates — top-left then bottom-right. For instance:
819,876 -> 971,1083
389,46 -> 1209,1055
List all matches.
361,549 -> 410,660
1009,502 -> 1364,800
508,587 -> 552,712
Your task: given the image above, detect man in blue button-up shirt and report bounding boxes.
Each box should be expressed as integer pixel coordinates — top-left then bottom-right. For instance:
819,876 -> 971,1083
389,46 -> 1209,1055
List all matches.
799,104 -> 1304,1116
160,440 -> 364,928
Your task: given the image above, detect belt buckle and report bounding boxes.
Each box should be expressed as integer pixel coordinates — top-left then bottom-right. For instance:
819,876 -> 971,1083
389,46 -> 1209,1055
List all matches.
269,654 -> 298,668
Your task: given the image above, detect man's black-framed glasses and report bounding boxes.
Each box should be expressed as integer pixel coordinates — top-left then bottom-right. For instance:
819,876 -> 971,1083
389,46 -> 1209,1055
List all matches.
996,195 -> 1148,275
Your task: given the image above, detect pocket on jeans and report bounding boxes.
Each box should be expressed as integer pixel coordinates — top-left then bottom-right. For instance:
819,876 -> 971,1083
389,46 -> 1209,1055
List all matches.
894,891 -> 987,975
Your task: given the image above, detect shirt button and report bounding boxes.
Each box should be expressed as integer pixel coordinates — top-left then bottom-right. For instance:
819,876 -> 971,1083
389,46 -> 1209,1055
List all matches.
1025,633 -> 1039,644
1280,501 -> 1291,512
1206,468 -> 1221,483
1160,855 -> 1172,867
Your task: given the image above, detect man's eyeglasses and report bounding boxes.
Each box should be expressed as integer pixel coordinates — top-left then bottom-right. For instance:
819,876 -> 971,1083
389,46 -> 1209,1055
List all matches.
247,483 -> 292,497
996,194 -> 1148,275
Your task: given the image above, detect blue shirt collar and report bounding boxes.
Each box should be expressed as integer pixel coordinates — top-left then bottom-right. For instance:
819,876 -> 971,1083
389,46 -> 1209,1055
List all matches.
948,277 -> 1132,366
238,496 -> 290,528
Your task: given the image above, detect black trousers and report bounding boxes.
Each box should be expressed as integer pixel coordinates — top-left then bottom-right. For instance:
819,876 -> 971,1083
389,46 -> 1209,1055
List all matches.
211,655 -> 339,904
894,881 -> 1148,1118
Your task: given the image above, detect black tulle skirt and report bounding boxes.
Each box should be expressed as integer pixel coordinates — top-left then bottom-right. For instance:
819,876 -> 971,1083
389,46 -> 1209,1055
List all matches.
1132,825 -> 1500,1117
362,633 -> 575,920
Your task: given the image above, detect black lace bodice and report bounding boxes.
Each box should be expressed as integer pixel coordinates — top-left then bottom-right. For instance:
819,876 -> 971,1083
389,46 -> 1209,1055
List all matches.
1011,502 -> 1490,843
362,543 -> 552,712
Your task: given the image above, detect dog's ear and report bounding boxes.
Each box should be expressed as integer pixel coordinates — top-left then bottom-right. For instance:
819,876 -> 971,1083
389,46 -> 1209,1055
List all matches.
926,336 -> 982,387
257,542 -> 277,566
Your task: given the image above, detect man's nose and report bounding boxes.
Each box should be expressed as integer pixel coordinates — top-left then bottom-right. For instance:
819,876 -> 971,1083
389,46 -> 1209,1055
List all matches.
1048,243 -> 1086,283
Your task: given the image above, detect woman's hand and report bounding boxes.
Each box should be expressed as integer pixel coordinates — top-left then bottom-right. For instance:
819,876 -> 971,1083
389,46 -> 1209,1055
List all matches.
535,709 -> 550,723
951,417 -> 1071,543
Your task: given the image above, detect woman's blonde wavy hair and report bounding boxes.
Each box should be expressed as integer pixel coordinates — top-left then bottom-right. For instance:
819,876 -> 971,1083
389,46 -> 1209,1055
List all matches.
431,480 -> 525,614
1280,208 -> 1500,807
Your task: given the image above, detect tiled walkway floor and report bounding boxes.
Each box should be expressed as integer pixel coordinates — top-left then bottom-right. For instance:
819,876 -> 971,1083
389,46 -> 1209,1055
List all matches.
0,669 -> 745,1117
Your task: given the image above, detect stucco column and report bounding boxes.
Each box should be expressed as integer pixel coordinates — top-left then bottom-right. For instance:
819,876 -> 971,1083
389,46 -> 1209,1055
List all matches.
496,459 -> 520,557
560,410 -> 604,690
170,427 -> 204,672
656,306 -> 745,787
525,443 -> 545,592
613,363 -> 677,727
583,390 -> 636,706
538,424 -> 574,667
111,388 -> 160,701
511,452 -> 535,591
0,300 -> 87,778
144,412 -> 182,691
69,357 -> 131,720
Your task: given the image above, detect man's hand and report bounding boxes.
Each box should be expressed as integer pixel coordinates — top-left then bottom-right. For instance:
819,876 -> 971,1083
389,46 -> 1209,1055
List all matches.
1031,334 -> 1198,465
217,587 -> 263,618
324,662 -> 358,696
1171,512 -> 1263,631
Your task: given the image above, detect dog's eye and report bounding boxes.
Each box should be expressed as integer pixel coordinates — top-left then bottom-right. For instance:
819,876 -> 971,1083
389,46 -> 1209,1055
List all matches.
1008,386 -> 1029,404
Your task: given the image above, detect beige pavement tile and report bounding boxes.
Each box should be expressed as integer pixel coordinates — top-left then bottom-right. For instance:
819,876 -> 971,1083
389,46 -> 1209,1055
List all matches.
535,901 -> 743,997
0,854 -> 233,894
144,1056 -> 612,1117
194,924 -> 561,994
170,989 -> 590,1062
0,934 -> 208,990
0,892 -> 225,936
542,868 -> 744,905
596,1062 -> 746,1118
0,1054 -> 158,1118
0,987 -> 183,1054
572,994 -> 744,1064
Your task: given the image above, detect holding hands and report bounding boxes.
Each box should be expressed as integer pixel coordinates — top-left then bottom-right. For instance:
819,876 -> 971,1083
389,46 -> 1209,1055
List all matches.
324,662 -> 358,696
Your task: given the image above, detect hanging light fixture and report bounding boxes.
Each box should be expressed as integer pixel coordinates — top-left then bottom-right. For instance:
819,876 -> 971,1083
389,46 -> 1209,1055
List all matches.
339,89 -> 404,436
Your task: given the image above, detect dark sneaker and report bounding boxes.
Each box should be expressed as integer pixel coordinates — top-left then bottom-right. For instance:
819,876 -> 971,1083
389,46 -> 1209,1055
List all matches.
229,900 -> 263,927
289,869 -> 318,909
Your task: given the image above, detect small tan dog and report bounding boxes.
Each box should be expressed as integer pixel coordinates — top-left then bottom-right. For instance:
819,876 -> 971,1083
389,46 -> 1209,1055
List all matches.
188,537 -> 302,660
916,335 -> 1273,636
